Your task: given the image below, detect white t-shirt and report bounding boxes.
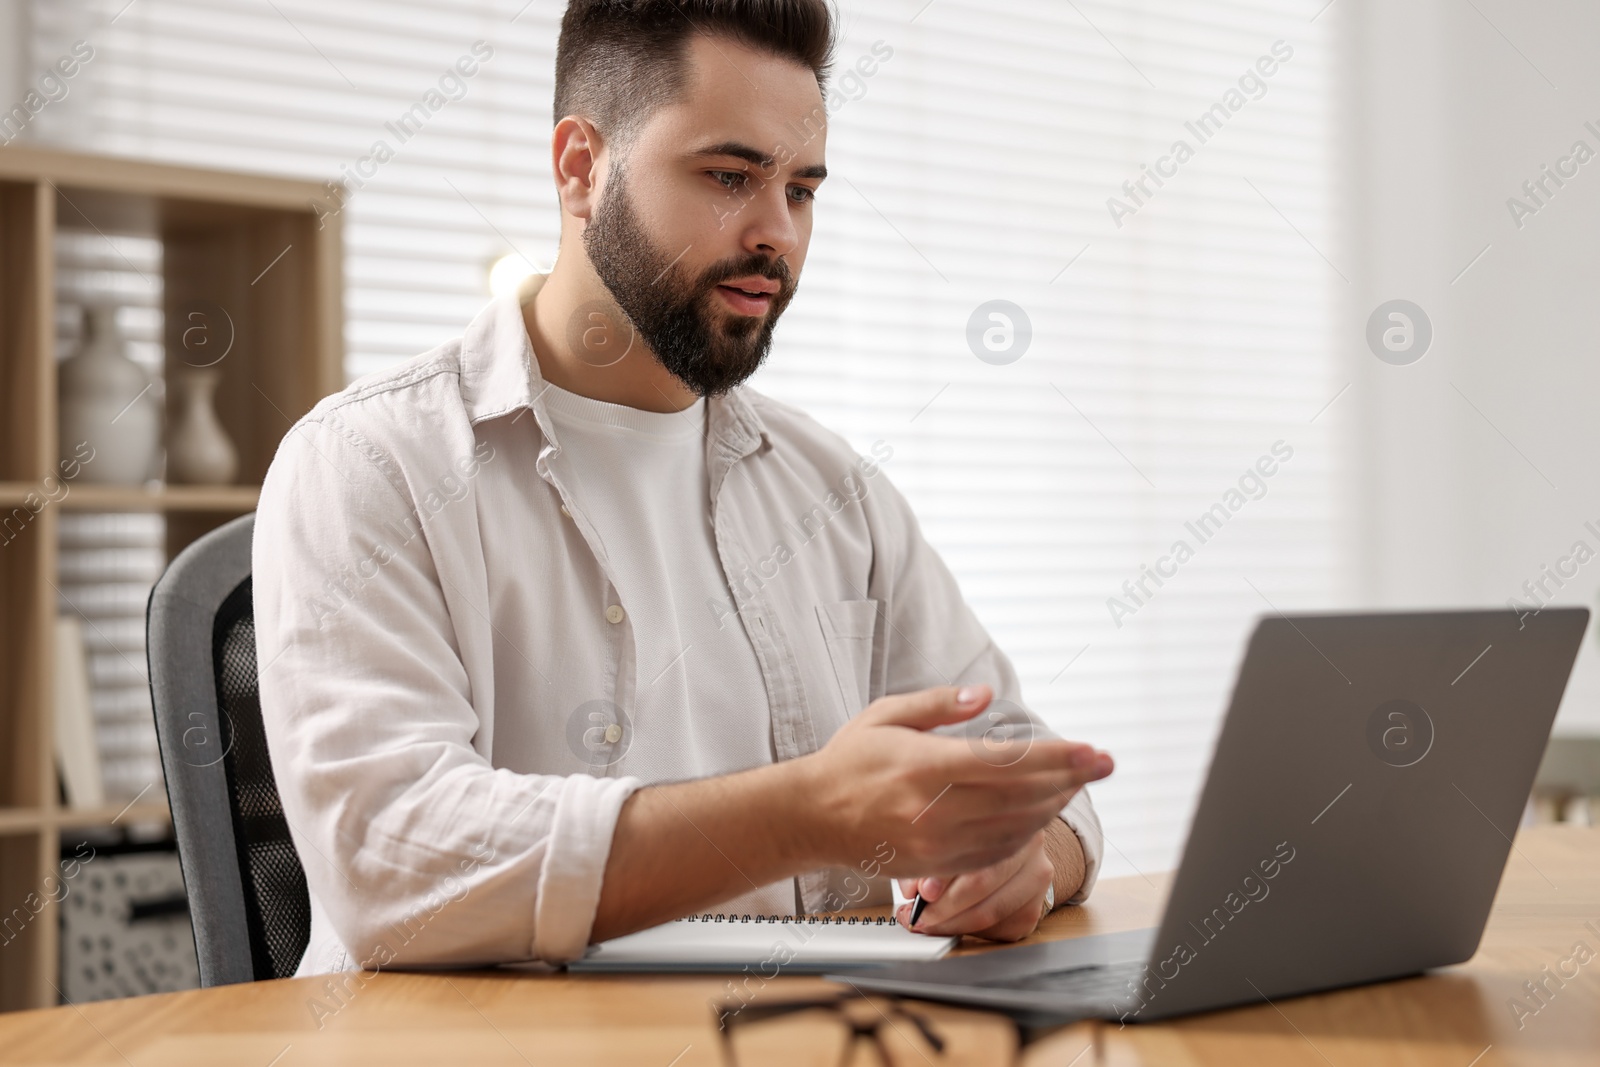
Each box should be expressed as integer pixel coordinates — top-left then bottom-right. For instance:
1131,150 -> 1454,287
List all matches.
542,380 -> 795,915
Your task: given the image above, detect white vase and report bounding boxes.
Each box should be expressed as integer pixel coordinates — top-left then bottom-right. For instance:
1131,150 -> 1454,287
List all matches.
58,305 -> 162,486
167,367 -> 238,485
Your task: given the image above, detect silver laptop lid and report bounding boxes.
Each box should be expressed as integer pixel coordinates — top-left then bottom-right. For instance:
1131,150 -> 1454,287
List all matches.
1128,607 -> 1588,1021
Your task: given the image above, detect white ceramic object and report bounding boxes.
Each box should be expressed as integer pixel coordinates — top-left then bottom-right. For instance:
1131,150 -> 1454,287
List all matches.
57,305 -> 161,486
167,366 -> 238,485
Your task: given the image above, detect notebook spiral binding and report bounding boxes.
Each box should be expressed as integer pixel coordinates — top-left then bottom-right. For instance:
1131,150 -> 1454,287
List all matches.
678,913 -> 898,925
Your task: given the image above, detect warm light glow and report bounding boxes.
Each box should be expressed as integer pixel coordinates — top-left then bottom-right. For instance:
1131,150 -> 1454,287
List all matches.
488,252 -> 544,298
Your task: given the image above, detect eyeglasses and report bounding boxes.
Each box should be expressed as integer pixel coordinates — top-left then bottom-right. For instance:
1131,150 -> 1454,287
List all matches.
714,988 -> 1087,1067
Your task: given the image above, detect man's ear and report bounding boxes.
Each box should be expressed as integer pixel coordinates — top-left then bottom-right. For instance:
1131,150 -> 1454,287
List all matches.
553,115 -> 605,222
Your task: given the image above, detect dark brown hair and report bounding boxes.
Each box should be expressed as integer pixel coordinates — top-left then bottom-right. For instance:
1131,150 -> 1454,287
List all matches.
554,0 -> 837,154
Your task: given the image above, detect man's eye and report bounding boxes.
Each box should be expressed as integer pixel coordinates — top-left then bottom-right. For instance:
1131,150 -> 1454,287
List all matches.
711,170 -> 747,190
789,186 -> 817,204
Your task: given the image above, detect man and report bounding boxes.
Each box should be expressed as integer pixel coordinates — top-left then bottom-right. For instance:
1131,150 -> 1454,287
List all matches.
255,0 -> 1111,976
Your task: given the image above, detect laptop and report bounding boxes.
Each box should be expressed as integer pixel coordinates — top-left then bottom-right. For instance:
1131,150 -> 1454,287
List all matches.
832,607 -> 1590,1023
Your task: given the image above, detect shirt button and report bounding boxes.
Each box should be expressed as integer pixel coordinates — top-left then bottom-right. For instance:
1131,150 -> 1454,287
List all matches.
560,504 -> 572,518
605,604 -> 626,625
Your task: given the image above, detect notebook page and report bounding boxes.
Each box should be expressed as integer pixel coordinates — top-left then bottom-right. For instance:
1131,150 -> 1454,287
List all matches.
567,914 -> 957,973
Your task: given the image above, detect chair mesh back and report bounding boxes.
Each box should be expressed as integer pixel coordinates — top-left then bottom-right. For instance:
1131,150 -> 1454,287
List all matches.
213,577 -> 311,980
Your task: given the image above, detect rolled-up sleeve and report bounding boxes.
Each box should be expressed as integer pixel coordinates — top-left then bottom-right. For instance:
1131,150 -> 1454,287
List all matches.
1054,778 -> 1103,904
253,414 -> 642,967
862,462 -> 1105,903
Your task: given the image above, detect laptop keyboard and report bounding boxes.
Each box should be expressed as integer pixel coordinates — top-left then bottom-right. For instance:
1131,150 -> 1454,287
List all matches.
980,960 -> 1146,1004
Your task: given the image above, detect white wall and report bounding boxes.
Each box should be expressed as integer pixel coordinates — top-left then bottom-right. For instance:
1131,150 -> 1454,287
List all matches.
1345,0 -> 1600,732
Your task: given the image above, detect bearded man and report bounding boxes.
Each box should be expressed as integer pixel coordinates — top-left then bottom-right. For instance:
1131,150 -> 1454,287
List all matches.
255,0 -> 1110,977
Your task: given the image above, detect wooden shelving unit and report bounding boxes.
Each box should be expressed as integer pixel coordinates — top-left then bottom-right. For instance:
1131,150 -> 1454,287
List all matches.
0,145 -> 342,1012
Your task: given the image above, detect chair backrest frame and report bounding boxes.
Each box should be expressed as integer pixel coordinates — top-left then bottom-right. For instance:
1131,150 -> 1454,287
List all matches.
146,511 -> 261,987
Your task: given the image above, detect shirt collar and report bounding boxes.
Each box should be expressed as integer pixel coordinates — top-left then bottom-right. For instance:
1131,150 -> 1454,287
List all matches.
457,272 -> 770,461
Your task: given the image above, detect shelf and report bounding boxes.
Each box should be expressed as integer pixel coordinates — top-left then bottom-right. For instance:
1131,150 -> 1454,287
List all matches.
0,482 -> 259,512
0,802 -> 172,835
57,801 -> 172,830
0,144 -> 325,215
0,809 -> 43,835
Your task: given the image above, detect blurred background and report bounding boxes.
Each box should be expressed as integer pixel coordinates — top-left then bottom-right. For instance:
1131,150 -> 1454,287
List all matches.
1,0 -> 1597,1008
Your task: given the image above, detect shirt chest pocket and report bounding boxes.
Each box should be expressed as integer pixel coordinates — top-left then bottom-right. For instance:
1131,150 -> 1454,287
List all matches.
814,599 -> 880,718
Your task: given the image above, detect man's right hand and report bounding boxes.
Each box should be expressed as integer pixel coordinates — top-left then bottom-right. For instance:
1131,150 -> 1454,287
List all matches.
794,685 -> 1112,876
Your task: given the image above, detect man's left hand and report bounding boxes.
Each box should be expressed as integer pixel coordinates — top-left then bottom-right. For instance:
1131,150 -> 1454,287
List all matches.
894,819 -> 1082,941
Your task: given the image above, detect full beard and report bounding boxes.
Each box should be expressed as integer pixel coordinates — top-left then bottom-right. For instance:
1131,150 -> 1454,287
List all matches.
581,164 -> 796,397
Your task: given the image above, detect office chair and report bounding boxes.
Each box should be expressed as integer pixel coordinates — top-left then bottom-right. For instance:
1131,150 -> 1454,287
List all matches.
146,512 -> 310,985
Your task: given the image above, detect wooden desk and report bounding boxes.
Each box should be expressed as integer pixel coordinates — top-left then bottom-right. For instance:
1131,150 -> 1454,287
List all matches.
0,827 -> 1594,1066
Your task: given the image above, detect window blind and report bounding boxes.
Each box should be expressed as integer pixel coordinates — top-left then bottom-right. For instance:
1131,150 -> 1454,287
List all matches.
28,0 -> 1349,878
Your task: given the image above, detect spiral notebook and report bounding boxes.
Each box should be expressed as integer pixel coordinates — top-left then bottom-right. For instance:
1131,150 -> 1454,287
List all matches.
567,912 -> 958,973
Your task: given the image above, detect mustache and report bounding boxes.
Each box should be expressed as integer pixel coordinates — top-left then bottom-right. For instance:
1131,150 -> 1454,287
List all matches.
704,261 -> 793,293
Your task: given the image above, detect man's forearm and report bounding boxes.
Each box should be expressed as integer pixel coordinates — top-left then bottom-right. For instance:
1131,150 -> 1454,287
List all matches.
1043,815 -> 1087,908
589,756 -> 831,943
588,686 -> 1109,945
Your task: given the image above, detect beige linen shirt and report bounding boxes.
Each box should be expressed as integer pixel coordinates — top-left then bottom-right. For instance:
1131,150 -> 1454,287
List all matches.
253,273 -> 1103,975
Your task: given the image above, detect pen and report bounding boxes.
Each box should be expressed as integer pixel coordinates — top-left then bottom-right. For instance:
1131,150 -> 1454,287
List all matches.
908,891 -> 928,929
